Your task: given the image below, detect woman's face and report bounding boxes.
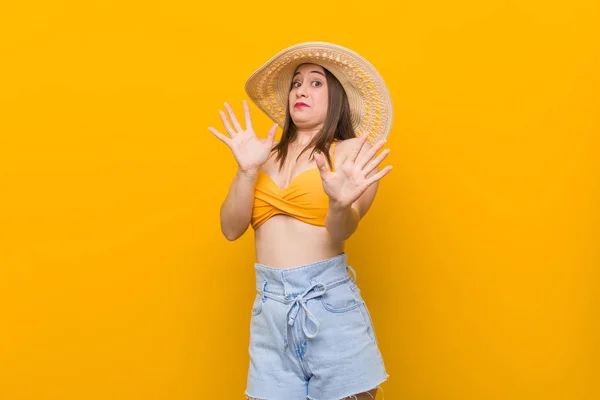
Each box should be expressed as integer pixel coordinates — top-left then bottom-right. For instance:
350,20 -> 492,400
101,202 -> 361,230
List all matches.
288,63 -> 328,130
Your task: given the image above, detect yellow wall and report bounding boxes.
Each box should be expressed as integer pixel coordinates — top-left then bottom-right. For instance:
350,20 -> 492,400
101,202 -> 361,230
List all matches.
1,1 -> 598,399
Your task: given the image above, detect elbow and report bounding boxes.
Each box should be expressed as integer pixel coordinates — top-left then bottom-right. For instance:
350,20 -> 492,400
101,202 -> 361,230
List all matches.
325,223 -> 352,242
220,221 -> 248,241
219,204 -> 251,241
222,230 -> 236,241
327,230 -> 352,243
221,226 -> 242,241
224,233 -> 239,241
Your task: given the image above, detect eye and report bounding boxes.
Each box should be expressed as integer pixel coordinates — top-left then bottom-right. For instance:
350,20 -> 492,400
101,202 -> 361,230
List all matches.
292,80 -> 322,88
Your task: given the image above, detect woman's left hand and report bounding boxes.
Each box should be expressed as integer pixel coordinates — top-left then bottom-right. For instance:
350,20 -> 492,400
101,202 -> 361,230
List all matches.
314,134 -> 392,209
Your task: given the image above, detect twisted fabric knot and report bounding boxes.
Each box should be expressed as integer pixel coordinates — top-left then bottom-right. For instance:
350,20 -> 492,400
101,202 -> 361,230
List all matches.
283,281 -> 328,351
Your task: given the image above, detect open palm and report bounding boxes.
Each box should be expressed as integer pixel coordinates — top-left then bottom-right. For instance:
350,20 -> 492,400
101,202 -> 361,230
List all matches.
314,134 -> 392,209
208,100 -> 278,173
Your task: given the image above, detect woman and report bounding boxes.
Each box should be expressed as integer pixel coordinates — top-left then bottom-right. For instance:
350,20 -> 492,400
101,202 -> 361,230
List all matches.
209,42 -> 393,400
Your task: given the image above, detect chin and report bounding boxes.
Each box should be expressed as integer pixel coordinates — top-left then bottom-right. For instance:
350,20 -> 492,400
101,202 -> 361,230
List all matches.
290,115 -> 307,124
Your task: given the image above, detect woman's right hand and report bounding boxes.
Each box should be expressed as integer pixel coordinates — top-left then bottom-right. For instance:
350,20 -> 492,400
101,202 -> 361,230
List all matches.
208,100 -> 278,174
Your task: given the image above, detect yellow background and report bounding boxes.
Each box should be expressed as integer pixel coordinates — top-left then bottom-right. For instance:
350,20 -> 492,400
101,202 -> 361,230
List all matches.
1,1 -> 598,399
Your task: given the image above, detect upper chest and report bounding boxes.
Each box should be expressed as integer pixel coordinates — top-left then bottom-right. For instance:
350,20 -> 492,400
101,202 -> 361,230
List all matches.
260,143 -> 340,190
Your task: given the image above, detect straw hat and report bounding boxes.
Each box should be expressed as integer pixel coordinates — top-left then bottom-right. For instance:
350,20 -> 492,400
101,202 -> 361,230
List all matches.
244,42 -> 393,145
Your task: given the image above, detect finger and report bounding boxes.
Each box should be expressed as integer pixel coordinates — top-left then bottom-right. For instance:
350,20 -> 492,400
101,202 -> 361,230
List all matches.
224,102 -> 243,132
208,127 -> 232,146
366,165 -> 393,185
363,148 -> 391,177
262,123 -> 278,151
346,133 -> 369,164
266,123 -> 278,146
314,153 -> 329,175
356,138 -> 387,169
219,110 -> 236,138
243,100 -> 253,131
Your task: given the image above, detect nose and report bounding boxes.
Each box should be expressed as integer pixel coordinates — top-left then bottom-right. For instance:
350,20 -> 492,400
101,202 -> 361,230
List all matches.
296,83 -> 308,98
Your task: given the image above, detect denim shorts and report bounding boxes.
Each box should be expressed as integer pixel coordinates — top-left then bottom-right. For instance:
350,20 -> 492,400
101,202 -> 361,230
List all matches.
245,252 -> 389,400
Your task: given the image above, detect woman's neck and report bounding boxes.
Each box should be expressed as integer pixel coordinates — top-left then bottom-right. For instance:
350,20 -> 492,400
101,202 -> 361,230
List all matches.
294,128 -> 320,146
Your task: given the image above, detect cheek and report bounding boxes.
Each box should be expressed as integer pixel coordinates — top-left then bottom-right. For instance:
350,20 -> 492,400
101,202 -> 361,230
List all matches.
318,94 -> 328,113
319,89 -> 328,105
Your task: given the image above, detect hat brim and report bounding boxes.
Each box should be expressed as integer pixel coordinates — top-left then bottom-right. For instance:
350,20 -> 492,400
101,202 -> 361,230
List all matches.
245,42 -> 393,145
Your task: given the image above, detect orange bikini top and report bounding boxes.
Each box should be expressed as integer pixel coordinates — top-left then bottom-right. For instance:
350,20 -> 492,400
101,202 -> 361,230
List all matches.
251,141 -> 336,230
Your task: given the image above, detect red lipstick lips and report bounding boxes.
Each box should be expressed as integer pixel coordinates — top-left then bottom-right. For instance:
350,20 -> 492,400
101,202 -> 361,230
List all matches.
294,102 -> 309,108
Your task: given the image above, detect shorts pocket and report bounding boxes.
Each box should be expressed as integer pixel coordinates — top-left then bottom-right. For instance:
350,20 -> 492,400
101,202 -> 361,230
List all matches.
319,281 -> 361,313
251,292 -> 263,317
352,285 -> 378,344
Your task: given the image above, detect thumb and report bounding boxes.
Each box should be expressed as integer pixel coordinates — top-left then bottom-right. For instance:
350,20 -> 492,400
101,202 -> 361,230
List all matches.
314,152 -> 329,175
266,123 -> 278,145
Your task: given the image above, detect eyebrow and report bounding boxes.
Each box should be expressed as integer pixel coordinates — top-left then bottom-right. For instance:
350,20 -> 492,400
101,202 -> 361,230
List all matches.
293,70 -> 326,77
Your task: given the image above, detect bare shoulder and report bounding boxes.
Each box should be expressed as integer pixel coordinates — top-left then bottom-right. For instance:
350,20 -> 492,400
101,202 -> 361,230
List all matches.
336,137 -> 359,148
336,136 -> 373,157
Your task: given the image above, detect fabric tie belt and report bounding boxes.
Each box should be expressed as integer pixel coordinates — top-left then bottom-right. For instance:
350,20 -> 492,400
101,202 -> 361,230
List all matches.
257,265 -> 356,352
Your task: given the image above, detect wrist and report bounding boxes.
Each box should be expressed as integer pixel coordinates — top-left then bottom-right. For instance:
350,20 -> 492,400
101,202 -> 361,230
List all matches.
238,167 -> 260,178
328,199 -> 351,212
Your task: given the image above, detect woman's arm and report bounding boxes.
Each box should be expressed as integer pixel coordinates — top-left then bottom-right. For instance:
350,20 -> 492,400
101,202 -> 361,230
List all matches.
219,168 -> 259,241
325,169 -> 380,242
208,100 -> 277,241
325,201 -> 360,242
315,136 -> 391,242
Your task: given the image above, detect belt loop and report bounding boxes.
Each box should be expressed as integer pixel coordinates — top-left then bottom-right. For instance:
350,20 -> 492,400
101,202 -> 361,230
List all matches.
347,265 -> 357,283
261,280 -> 267,302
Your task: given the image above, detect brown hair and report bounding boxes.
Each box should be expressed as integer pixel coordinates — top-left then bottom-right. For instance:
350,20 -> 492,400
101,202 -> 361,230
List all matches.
270,65 -> 356,171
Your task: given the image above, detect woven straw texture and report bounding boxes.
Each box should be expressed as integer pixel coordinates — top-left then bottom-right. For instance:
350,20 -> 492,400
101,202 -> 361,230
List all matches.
245,42 -> 393,145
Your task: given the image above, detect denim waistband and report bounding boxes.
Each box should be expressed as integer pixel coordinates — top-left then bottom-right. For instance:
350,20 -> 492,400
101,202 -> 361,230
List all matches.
254,252 -> 356,296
